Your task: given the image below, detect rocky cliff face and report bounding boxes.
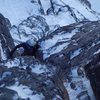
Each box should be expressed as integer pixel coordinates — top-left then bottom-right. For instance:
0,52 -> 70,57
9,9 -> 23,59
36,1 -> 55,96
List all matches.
45,21 -> 100,69
42,20 -> 100,100
0,0 -> 100,26
0,14 -> 100,100
0,14 -> 15,61
0,14 -> 69,100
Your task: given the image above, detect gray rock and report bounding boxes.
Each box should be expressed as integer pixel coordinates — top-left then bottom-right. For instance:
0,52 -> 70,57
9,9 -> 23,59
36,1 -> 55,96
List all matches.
0,13 -> 16,61
0,87 -> 21,100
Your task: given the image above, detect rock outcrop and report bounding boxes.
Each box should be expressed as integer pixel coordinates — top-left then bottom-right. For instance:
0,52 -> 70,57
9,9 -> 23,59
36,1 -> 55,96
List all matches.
0,14 -> 15,61
41,20 -> 100,100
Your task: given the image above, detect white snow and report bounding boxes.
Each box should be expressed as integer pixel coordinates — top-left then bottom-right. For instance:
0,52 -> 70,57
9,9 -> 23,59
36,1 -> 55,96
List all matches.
64,67 -> 95,100
70,48 -> 81,59
40,0 -> 51,14
84,78 -> 96,100
7,83 -> 44,100
88,0 -> 100,13
0,41 -> 7,60
32,64 -> 48,74
44,12 -> 75,26
4,58 -> 49,75
90,42 -> 96,48
0,0 -> 39,25
94,49 -> 100,55
11,32 -> 33,44
60,0 -> 100,20
71,67 -> 79,78
4,58 -> 20,68
0,0 -> 99,26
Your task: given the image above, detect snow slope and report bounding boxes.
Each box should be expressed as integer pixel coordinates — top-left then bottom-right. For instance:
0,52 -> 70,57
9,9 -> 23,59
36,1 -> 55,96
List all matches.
88,0 -> 100,13
0,0 -> 40,25
58,0 -> 100,20
0,0 -> 100,26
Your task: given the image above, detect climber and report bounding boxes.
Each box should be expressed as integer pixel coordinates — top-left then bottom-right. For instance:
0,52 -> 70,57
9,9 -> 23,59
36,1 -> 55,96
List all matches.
9,39 -> 40,58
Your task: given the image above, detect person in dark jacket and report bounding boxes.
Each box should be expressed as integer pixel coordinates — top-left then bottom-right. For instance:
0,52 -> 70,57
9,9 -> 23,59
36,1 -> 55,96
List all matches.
10,41 -> 40,58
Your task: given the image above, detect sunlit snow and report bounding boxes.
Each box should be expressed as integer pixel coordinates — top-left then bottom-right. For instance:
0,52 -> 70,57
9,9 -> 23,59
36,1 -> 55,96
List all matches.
0,0 -> 100,26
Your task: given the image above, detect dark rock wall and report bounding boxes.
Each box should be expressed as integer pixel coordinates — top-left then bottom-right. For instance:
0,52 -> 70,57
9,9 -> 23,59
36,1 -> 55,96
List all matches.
0,14 -> 15,61
84,53 -> 100,100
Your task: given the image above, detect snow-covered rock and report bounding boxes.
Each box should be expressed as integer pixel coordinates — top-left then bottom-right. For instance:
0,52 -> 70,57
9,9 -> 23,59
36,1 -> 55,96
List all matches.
0,14 -> 15,61
0,0 -> 100,26
0,0 -> 100,99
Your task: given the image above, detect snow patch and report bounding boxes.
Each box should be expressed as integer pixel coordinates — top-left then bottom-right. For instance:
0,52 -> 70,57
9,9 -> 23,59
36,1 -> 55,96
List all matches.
32,64 -> 48,74
88,0 -> 100,13
64,67 -> 95,100
0,0 -> 40,25
44,12 -> 75,26
94,49 -> 100,55
40,0 -> 51,14
4,58 -> 20,68
0,0 -> 99,26
61,0 -> 100,20
7,83 -> 44,100
70,48 -> 81,59
0,41 -> 7,60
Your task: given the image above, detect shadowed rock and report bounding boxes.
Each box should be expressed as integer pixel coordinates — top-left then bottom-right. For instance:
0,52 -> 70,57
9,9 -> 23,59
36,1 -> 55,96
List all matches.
0,14 -> 15,60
